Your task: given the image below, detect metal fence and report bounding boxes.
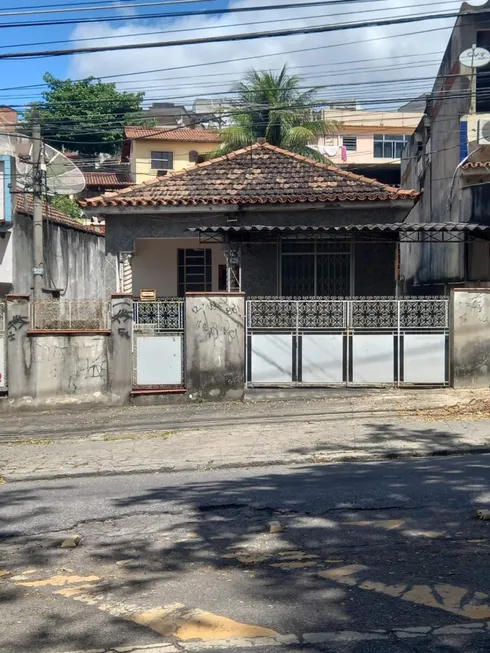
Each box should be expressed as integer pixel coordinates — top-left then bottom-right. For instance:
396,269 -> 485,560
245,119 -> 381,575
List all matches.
132,299 -> 185,389
246,297 -> 449,386
133,298 -> 184,333
31,300 -> 111,331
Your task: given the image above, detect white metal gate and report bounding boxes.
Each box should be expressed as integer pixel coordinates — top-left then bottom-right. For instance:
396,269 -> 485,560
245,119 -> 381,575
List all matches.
246,297 -> 449,386
0,301 -> 6,391
132,299 -> 185,389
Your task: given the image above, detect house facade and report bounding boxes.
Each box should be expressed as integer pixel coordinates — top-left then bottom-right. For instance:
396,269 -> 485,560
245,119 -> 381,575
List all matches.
400,1 -> 490,292
317,109 -> 422,185
80,143 -> 470,390
83,143 -> 420,300
122,126 -> 222,184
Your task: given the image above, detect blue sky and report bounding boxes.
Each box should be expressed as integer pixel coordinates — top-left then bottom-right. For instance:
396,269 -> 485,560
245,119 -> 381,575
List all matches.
0,0 -> 475,112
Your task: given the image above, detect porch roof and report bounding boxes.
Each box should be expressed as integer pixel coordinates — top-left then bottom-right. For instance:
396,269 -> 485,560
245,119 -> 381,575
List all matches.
188,222 -> 490,234
80,142 -> 419,209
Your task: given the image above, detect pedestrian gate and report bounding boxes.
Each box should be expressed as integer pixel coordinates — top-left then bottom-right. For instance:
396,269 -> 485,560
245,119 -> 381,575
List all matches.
132,299 -> 185,389
246,297 -> 449,386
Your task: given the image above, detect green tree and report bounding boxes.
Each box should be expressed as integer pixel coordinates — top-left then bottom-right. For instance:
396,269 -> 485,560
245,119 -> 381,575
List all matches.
24,73 -> 147,157
49,195 -> 84,222
210,66 -> 337,160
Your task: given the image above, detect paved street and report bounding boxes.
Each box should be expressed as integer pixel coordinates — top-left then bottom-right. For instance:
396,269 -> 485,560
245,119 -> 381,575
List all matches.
1,390 -> 490,481
1,454 -> 490,652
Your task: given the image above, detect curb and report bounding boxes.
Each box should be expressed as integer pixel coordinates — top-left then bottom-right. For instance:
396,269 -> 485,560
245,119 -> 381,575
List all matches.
3,445 -> 490,483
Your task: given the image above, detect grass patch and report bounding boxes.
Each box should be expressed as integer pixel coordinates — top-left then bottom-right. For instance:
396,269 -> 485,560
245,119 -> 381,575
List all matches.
4,438 -> 54,446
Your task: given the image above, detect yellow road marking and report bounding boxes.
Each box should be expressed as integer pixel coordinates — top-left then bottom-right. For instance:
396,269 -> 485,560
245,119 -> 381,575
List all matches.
131,604 -> 279,640
17,574 -> 100,587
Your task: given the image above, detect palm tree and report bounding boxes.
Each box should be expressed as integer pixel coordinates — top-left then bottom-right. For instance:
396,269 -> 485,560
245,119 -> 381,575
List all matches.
210,65 -> 337,161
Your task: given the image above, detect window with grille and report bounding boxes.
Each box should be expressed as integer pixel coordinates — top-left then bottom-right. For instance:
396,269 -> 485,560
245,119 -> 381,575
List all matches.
373,134 -> 409,159
342,136 -> 357,151
281,241 -> 351,297
177,249 -> 212,296
189,150 -> 199,163
151,151 -> 174,169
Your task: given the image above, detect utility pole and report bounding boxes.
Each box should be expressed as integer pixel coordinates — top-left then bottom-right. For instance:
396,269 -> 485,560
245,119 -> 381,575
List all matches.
31,110 -> 44,300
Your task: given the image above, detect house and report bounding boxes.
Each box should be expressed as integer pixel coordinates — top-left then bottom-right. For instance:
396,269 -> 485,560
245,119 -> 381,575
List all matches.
82,142 -> 421,299
400,1 -> 490,292
0,106 -> 17,132
82,171 -> 133,199
81,142 -> 470,389
0,165 -> 116,299
317,108 -> 422,185
121,126 -> 222,184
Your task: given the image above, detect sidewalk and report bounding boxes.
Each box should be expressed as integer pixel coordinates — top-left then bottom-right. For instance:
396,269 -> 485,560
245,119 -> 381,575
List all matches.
1,389 -> 490,482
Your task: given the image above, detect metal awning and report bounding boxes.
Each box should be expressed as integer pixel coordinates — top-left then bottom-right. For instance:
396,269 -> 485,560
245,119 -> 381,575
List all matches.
188,223 -> 490,243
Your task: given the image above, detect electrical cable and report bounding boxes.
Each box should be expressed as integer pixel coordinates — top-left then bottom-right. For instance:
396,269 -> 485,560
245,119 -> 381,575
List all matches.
0,7 -> 481,58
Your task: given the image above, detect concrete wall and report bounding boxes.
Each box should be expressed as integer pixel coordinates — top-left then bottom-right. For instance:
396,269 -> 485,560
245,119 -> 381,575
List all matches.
132,238 -> 226,296
13,212 -> 117,299
185,293 -> 245,401
6,294 -> 132,407
106,206 -> 411,256
131,139 -> 218,183
451,288 -> 490,387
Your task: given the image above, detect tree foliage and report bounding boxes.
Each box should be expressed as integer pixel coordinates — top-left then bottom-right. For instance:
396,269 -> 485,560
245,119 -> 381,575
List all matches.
49,195 -> 84,222
210,66 -> 337,161
24,73 -> 147,157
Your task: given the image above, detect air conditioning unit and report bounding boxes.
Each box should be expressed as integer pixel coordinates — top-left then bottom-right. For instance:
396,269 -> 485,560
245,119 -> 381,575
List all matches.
477,119 -> 490,144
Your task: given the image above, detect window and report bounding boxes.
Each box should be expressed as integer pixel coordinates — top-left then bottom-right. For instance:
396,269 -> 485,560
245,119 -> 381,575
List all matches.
342,136 -> 357,151
189,150 -> 199,163
177,249 -> 212,296
281,242 -> 351,297
151,151 -> 173,170
373,134 -> 409,159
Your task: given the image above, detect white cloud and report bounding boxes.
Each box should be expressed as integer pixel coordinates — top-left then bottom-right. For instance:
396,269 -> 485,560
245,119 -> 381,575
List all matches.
67,0 -> 480,109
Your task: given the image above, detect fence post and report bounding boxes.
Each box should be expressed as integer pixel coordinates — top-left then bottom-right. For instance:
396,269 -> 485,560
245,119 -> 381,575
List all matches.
109,293 -> 133,403
185,292 -> 245,401
450,287 -> 490,387
6,294 -> 32,400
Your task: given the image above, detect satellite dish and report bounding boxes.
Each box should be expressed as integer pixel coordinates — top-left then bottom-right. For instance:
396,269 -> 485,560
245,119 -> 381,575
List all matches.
0,132 -> 85,195
459,47 -> 490,69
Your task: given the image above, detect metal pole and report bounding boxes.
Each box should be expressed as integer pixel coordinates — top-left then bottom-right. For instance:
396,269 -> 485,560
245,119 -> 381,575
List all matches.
31,110 -> 44,300
470,43 -> 477,114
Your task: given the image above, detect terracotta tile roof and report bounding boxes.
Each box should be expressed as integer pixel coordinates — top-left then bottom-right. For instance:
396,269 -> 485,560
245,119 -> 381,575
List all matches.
18,195 -> 104,236
81,143 -> 419,209
83,171 -> 133,187
124,126 -> 222,142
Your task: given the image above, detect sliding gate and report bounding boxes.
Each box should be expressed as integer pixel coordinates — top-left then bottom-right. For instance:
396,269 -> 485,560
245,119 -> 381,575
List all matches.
246,297 -> 449,386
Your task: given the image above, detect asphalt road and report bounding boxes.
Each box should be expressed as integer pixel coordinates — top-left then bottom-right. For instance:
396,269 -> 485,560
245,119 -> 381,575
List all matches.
1,455 -> 490,653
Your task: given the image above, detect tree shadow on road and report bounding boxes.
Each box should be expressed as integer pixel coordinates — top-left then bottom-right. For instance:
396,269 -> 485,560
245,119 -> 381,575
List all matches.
1,451 -> 490,652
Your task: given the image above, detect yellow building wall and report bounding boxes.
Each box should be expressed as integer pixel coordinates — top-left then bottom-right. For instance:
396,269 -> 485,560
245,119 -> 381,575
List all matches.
131,140 -> 219,183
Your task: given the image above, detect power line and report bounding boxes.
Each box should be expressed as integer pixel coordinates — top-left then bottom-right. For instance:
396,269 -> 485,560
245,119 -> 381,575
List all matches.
0,0 -> 212,18
0,0 -> 461,51
0,6 -> 476,57
0,22 -> 455,93
0,0 -> 411,31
